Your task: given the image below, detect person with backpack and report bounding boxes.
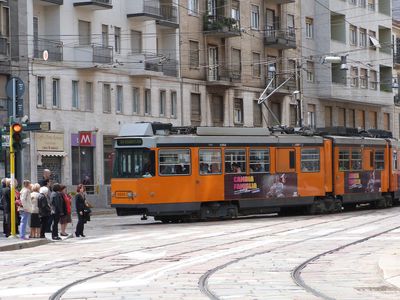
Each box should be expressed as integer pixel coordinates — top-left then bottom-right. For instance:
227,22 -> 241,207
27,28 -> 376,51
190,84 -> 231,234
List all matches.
38,186 -> 51,238
50,183 -> 65,240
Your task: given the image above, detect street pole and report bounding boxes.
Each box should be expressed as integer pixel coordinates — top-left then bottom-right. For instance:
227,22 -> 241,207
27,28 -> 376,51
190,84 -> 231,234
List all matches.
10,78 -> 16,236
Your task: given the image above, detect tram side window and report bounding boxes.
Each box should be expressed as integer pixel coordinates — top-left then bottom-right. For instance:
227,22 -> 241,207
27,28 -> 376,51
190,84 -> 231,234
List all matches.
225,149 -> 246,174
351,149 -> 362,170
393,151 -> 398,170
301,148 -> 320,172
375,150 -> 385,170
249,149 -> 270,173
113,149 -> 155,178
159,149 -> 191,176
199,149 -> 222,175
339,149 -> 350,171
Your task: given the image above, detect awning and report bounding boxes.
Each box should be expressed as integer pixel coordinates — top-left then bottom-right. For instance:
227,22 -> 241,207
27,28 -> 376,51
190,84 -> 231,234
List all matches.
369,36 -> 381,48
38,151 -> 67,157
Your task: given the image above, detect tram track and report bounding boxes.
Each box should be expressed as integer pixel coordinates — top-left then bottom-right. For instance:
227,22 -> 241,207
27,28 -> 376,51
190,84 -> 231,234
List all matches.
198,211 -> 400,300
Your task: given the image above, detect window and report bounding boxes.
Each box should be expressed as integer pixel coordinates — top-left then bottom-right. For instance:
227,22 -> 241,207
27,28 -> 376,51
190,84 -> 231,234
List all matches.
85,82 -> 93,111
384,113 -> 390,131
360,68 -> 368,88
113,148 -> 155,179
130,30 -> 142,53
234,98 -> 243,124
159,90 -> 166,116
306,61 -> 314,82
144,89 -> 151,115
225,149 -> 246,174
159,149 -> 191,176
348,109 -> 355,128
114,26 -> 121,53
0,5 -> 9,37
103,83 -> 111,113
351,67 -> 359,87
33,17 -> 38,57
339,149 -> 350,170
351,149 -> 362,170
253,101 -> 263,127
325,106 -> 333,127
359,28 -> 367,47
356,110 -> 366,129
369,111 -> 377,129
250,5 -> 259,30
290,105 -> 298,127
375,150 -> 384,170
188,0 -> 199,16
37,76 -> 45,106
349,0 -> 357,5
306,18 -> 313,39
72,147 -> 94,186
368,0 -> 375,11
252,52 -> 261,77
307,104 -> 316,128
338,108 -> 346,126
103,135 -> 117,184
359,0 -> 366,8
231,48 -> 241,78
231,1 -> 240,22
171,91 -> 177,118
102,24 -> 108,47
287,14 -> 295,37
199,149 -> 222,175
249,149 -> 270,173
301,148 -> 320,172
369,70 -> 377,90
52,78 -> 60,108
369,30 -> 379,49
350,25 -> 357,46
191,93 -> 201,126
72,80 -> 79,109
189,40 -> 199,68
78,20 -> 91,46
116,85 -> 123,113
132,87 -> 140,115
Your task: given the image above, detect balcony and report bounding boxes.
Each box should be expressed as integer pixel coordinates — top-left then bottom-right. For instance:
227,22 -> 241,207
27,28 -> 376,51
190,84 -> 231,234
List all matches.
264,28 -> 296,49
127,0 -> 178,28
73,0 -> 112,10
395,95 -> 400,106
206,65 -> 241,87
39,0 -> 64,5
93,45 -> 113,64
33,38 -> 63,61
268,0 -> 295,3
203,15 -> 241,38
126,54 -> 177,77
72,44 -> 113,65
0,37 -> 9,59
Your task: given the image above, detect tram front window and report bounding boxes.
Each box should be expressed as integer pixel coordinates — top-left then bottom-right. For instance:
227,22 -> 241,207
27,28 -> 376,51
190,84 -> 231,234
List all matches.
113,149 -> 155,178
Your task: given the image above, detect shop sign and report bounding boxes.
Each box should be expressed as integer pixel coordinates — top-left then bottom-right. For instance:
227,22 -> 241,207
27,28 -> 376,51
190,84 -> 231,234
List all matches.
36,132 -> 64,151
71,133 -> 96,147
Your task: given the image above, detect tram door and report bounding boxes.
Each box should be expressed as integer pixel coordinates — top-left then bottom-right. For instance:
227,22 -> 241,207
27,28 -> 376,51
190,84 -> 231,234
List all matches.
276,148 -> 296,173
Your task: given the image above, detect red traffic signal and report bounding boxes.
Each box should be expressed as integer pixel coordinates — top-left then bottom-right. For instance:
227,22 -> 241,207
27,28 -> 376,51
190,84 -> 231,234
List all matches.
12,123 -> 23,133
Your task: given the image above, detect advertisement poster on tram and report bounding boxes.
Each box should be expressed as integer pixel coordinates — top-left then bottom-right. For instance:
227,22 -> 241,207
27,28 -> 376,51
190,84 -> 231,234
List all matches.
224,173 -> 298,199
344,171 -> 381,193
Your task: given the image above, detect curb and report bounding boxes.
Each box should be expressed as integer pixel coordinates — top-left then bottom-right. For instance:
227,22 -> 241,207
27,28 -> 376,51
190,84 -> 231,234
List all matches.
378,249 -> 400,289
0,238 -> 51,252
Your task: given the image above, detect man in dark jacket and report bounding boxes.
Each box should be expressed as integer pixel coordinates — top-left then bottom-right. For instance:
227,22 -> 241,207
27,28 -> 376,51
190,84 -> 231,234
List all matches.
38,186 -> 51,238
50,183 -> 65,240
2,179 -> 11,237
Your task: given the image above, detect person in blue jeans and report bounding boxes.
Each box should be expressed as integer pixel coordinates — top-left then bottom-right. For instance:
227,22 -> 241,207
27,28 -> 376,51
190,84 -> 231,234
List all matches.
19,180 -> 32,240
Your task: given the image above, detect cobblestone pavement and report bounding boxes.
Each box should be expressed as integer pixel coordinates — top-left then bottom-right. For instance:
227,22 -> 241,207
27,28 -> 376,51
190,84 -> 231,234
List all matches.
0,207 -> 399,299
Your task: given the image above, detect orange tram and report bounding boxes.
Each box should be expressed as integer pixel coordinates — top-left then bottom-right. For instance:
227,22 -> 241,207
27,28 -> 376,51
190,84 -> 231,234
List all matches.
111,123 -> 400,222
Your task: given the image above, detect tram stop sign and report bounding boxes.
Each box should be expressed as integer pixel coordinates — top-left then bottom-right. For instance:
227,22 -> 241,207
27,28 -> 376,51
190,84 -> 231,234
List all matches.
6,77 -> 25,99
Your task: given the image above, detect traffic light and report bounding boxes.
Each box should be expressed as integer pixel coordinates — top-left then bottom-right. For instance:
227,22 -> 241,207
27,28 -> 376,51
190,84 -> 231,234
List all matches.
12,123 -> 23,151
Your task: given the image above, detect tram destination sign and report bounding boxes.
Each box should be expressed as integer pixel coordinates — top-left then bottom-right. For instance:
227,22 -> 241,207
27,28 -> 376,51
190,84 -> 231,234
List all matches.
117,138 -> 143,146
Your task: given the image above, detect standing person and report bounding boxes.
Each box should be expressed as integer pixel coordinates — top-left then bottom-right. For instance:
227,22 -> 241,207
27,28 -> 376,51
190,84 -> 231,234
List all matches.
38,186 -> 51,238
0,178 -> 6,211
30,183 -> 41,238
19,180 -> 32,240
50,183 -> 65,240
75,184 -> 87,237
39,169 -> 52,188
59,185 -> 72,236
2,179 -> 11,237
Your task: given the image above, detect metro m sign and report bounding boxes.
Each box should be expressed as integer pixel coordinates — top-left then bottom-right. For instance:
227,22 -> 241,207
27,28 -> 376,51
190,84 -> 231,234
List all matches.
79,132 -> 92,146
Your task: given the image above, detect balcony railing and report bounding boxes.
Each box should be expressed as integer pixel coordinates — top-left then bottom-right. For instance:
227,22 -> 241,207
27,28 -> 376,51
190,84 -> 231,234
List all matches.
144,55 -> 178,77
264,28 -> 296,49
40,0 -> 64,4
33,38 -> 63,61
207,65 -> 241,83
74,0 -> 112,9
203,15 -> 241,37
93,44 -> 113,64
143,0 -> 177,23
0,37 -> 9,57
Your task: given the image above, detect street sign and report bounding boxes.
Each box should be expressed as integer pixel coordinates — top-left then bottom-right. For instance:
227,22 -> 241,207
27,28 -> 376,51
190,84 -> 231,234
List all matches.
23,122 -> 51,131
6,77 -> 25,98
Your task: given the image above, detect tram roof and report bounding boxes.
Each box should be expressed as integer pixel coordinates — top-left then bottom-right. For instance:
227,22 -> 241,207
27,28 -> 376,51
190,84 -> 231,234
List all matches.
327,135 -> 387,146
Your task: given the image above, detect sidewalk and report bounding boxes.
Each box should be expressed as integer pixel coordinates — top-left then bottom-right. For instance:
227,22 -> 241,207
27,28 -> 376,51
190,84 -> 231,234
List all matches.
0,208 -> 116,252
378,243 -> 400,288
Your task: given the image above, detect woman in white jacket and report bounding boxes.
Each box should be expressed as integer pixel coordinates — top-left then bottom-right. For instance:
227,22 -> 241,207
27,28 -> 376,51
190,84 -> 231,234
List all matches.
19,180 -> 32,240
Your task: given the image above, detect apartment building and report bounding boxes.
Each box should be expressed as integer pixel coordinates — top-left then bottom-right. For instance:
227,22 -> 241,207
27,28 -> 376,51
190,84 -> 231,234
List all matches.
180,0 -> 298,128
299,0 -> 394,132
19,0 -> 181,198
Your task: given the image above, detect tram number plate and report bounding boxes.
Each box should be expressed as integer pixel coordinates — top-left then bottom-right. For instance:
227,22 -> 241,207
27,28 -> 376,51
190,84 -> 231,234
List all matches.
116,191 -> 128,198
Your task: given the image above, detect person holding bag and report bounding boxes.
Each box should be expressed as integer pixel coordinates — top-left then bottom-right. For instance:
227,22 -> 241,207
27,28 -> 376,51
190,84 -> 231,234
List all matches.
75,184 -> 87,237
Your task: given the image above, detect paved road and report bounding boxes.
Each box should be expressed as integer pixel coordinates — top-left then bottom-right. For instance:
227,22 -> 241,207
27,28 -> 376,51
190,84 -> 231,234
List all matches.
0,207 -> 399,299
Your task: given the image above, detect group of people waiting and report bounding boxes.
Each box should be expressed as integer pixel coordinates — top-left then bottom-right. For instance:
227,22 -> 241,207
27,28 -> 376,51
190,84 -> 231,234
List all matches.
1,169 -> 91,240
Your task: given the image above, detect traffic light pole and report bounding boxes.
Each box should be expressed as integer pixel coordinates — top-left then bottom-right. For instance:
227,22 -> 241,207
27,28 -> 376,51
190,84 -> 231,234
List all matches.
10,77 -> 16,237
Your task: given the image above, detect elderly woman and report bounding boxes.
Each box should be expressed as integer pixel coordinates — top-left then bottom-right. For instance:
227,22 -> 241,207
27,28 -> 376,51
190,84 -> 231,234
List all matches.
30,183 -> 41,238
38,186 -> 51,238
